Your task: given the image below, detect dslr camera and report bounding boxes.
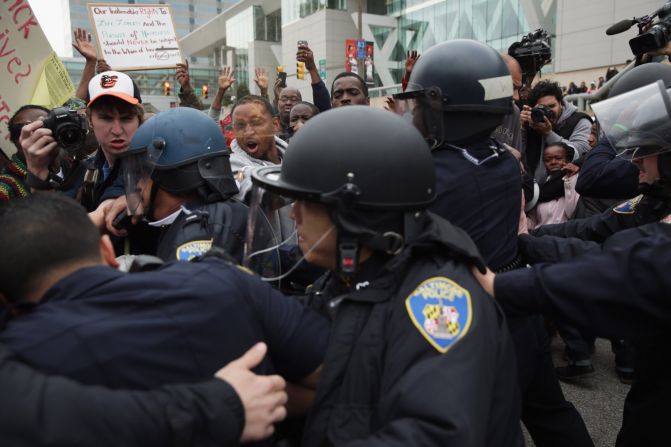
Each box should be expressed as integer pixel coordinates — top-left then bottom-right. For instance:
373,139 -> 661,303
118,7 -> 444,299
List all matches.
629,1 -> 671,56
531,104 -> 554,124
42,107 -> 88,153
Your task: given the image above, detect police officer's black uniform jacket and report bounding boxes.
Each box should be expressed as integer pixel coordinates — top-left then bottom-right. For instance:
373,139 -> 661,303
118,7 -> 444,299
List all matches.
0,344 -> 247,446
523,193 -> 671,262
495,222 -> 671,447
153,199 -> 249,263
430,139 -> 522,271
301,213 -> 523,447
497,222 -> 671,339
426,139 -> 593,446
505,218 -> 671,447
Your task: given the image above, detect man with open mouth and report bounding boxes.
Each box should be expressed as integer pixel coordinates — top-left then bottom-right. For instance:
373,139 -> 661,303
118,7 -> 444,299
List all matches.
229,95 -> 288,205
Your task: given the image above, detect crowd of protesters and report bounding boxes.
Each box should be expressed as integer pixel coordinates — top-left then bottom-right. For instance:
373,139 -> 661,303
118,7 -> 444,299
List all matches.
1,17 -> 671,447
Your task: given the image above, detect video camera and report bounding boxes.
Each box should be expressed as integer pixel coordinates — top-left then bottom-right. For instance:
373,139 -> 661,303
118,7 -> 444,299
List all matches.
508,29 -> 552,87
42,107 -> 88,154
607,1 -> 671,56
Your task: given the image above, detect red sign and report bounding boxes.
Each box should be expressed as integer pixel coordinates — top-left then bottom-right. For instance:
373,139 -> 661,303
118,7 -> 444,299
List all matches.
345,39 -> 374,85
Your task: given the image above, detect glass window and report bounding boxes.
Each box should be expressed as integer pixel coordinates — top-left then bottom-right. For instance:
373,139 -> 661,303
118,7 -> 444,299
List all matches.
386,0 -> 557,83
282,0 -> 347,25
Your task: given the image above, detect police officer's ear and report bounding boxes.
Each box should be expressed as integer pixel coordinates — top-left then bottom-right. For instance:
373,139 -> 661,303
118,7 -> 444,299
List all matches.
100,234 -> 119,269
272,115 -> 280,133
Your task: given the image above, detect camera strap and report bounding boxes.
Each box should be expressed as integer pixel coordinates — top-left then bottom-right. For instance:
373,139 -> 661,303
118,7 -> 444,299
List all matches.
79,166 -> 99,207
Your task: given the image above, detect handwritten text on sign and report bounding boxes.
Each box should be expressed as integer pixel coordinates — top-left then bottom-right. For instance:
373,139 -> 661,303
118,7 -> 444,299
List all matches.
88,4 -> 182,71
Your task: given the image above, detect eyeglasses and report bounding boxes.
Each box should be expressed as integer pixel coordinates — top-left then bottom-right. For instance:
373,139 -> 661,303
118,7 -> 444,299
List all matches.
233,120 -> 269,132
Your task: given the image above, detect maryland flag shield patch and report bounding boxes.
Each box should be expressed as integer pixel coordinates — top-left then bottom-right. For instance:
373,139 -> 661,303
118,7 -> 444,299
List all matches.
405,277 -> 472,353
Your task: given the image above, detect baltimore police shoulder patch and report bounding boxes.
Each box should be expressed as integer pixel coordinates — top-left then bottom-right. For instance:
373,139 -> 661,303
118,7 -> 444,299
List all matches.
176,240 -> 213,261
405,277 -> 472,353
613,194 -> 643,215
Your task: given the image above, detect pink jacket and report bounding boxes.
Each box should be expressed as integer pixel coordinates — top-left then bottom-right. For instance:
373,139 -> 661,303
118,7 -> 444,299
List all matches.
527,174 -> 580,230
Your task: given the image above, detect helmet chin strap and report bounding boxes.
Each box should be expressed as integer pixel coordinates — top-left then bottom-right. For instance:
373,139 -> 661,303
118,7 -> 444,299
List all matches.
144,181 -> 160,222
332,211 -> 427,277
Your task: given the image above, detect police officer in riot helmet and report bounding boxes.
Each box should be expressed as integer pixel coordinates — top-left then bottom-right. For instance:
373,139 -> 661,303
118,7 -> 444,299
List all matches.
118,107 -> 248,262
513,76 -> 671,447
393,39 -> 521,270
247,106 -> 523,446
576,62 -> 671,201
393,40 -> 593,447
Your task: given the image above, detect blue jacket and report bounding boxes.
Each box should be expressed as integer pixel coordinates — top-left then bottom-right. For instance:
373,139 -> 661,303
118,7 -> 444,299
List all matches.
575,140 -> 639,199
0,257 -> 328,389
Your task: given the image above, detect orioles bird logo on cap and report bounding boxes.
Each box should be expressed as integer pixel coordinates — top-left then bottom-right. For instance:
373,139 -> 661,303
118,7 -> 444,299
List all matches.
100,75 -> 119,89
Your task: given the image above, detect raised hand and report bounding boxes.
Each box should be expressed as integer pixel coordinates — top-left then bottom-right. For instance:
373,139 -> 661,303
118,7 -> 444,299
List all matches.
297,44 -> 317,71
72,27 -> 97,61
219,66 -> 236,91
404,50 -> 420,78
254,67 -> 269,91
175,60 -> 191,90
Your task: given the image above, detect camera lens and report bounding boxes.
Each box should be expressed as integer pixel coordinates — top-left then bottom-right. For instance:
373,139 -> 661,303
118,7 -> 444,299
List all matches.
60,126 -> 79,145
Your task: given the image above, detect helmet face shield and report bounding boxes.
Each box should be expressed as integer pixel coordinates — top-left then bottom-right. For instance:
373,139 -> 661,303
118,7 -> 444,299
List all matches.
245,182 -> 337,283
119,141 -> 164,216
245,183 -> 297,282
392,89 -> 445,146
592,80 -> 671,160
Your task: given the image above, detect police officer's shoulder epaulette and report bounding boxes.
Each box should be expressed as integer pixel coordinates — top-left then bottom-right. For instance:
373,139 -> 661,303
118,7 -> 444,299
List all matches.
613,194 -> 644,215
404,277 -> 472,353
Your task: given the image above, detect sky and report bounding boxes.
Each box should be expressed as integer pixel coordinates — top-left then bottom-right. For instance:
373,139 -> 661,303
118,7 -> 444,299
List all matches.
29,0 -> 72,57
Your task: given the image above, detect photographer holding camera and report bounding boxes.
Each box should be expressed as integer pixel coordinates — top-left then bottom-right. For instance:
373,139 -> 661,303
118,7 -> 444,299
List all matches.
20,71 -> 143,211
521,80 -> 592,184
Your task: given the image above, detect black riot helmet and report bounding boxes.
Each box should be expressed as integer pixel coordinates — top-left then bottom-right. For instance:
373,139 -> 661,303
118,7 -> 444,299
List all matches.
593,63 -> 671,182
608,62 -> 671,99
120,107 -> 238,215
247,106 -> 436,277
393,39 -> 513,147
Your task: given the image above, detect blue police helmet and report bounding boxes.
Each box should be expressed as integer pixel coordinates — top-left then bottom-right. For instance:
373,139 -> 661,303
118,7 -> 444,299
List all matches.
128,107 -> 238,201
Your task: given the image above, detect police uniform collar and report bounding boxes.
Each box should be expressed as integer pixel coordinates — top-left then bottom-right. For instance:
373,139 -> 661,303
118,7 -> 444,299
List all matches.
344,252 -> 392,291
40,266 -> 123,304
147,205 -> 193,227
326,253 -> 397,306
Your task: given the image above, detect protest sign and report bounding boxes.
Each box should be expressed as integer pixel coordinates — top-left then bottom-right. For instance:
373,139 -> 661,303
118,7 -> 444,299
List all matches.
88,3 -> 182,71
0,0 -> 74,156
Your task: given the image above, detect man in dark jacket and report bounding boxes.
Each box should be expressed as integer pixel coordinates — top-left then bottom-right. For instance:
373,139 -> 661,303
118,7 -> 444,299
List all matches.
0,193 -> 325,438
247,106 -> 523,446
0,341 -> 286,446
